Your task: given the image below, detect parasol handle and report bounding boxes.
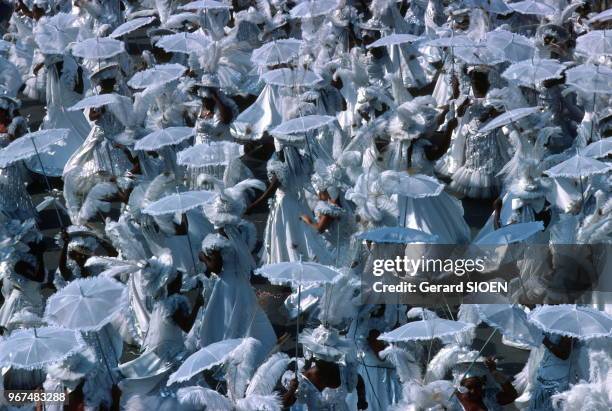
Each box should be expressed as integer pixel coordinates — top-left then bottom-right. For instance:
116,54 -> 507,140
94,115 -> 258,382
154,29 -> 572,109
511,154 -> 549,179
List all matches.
295,260 -> 303,361
31,137 -> 64,228
185,231 -> 198,275
94,332 -> 117,386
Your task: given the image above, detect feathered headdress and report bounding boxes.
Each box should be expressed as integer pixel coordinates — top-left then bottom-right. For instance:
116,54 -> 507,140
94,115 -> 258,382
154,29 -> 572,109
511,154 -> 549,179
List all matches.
202,178 -> 265,227
141,250 -> 176,297
299,325 -> 354,364
389,96 -> 439,140
311,159 -> 348,199
201,233 -> 232,255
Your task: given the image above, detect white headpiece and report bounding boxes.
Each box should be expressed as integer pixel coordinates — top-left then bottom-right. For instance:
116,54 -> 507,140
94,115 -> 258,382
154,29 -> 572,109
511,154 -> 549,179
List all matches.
389,96 -> 438,140
141,251 -> 176,296
311,159 -> 347,199
299,325 -> 353,364
201,233 -> 232,255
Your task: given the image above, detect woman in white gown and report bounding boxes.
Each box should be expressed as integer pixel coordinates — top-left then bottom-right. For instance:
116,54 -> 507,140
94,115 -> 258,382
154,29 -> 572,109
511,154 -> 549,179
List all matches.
191,233 -> 276,354
448,69 -> 511,200
118,252 -> 204,402
390,97 -> 471,244
301,159 -> 357,267
29,52 -> 90,177
132,173 -> 209,276
283,325 -> 368,411
187,80 -> 238,188
0,96 -> 36,222
0,219 -> 45,333
527,334 -> 576,411
247,146 -> 333,265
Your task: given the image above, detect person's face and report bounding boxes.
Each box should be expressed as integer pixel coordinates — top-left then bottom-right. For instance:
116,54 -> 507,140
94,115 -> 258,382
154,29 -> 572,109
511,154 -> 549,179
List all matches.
32,6 -> 45,20
100,78 -> 116,93
461,377 -> 484,400
0,108 -> 10,124
369,46 -> 385,60
315,358 -> 339,373
374,137 -> 389,154
367,329 -> 386,354
202,96 -> 215,111
166,272 -> 182,295
68,249 -> 89,267
89,107 -> 104,121
152,46 -> 171,63
601,119 -> 612,138
14,261 -> 35,278
199,249 -> 223,274
330,75 -> 343,90
452,15 -> 470,31
470,72 -> 490,98
318,190 -> 330,201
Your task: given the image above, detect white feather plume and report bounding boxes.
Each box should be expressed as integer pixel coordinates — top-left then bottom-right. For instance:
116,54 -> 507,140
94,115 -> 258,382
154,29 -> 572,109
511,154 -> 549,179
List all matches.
406,307 -> 439,320
144,173 -> 175,203
513,345 -> 545,393
176,386 -> 232,411
380,345 -> 421,383
78,182 -> 118,223
84,256 -> 139,278
245,353 -> 290,397
397,379 -> 455,411
197,174 -> 225,191
224,178 -> 266,208
551,378 -> 611,411
235,394 -> 282,411
225,338 -> 265,400
424,344 -> 464,383
104,216 -> 150,261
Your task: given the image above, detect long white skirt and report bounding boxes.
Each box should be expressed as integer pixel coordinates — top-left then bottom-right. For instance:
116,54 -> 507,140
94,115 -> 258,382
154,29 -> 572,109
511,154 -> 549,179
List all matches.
196,270 -> 276,354
27,67 -> 90,176
398,193 -> 471,244
261,191 -> 333,264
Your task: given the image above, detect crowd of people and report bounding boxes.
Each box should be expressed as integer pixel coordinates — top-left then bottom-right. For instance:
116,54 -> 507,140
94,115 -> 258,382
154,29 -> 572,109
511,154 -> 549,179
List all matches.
0,0 -> 611,410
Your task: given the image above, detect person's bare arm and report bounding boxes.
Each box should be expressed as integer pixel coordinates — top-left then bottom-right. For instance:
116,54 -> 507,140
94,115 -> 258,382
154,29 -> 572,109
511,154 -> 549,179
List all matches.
408,68 -> 442,96
486,358 -> 518,406
58,230 -> 71,280
493,197 -> 503,229
301,213 -> 333,233
282,378 -> 298,407
356,375 -> 368,410
28,240 -> 47,283
99,239 -> 118,257
32,62 -> 44,75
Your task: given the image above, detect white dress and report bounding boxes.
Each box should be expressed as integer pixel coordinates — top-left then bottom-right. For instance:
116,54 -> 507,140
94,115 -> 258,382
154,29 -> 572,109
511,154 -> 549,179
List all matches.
27,57 -> 90,177
449,100 -> 510,199
0,130 -> 36,221
398,141 -> 471,244
313,200 -> 356,267
193,243 -> 276,354
187,109 -> 235,189
527,334 -> 573,411
0,267 -> 43,331
352,316 -> 402,411
292,373 -> 350,411
261,158 -> 333,265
